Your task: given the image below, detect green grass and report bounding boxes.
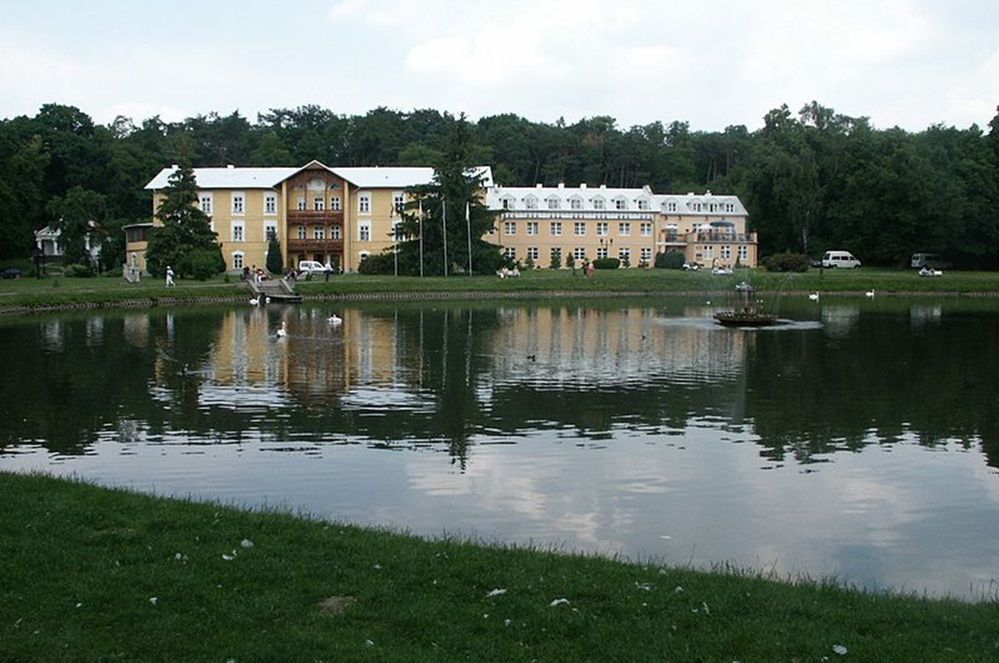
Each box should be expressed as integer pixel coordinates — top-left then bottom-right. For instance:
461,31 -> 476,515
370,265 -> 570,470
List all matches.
2,472 -> 997,661
1,267 -> 998,312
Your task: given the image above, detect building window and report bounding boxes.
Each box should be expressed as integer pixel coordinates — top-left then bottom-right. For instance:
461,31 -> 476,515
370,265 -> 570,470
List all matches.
501,197 -> 513,210
232,193 -> 245,214
526,221 -> 538,236
297,225 -> 306,239
721,245 -> 732,260
667,201 -> 677,212
641,222 -> 653,237
704,245 -> 714,260
547,197 -> 559,210
619,222 -> 631,236
574,222 -> 586,236
264,222 -> 278,240
726,202 -> 735,212
619,247 -> 631,263
504,221 -> 516,236
525,197 -> 538,210
709,203 -> 717,212
527,246 -> 539,261
573,247 -> 586,260
596,222 -> 608,236
393,192 -> 405,213
314,197 -> 325,211
297,197 -> 306,211
359,222 -> 371,242
614,198 -> 627,210
550,246 -> 562,265
233,252 -> 244,270
596,246 -> 608,259
359,193 -> 371,214
739,245 -> 749,261
331,196 -> 341,211
315,226 -> 326,240
265,193 -> 277,215
691,202 -> 702,212
570,198 -> 582,210
641,247 -> 653,261
592,198 -> 605,210
637,199 -> 650,211
332,225 -> 342,240
550,221 -> 563,236
200,195 -> 213,215
232,222 -> 244,242
504,246 -> 516,260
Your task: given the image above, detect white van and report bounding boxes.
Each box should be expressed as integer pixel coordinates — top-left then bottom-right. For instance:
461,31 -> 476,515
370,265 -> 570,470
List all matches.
821,251 -> 861,269
298,260 -> 326,275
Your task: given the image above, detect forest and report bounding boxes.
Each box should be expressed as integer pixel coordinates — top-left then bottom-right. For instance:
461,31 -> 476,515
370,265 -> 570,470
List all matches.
1,101 -> 997,268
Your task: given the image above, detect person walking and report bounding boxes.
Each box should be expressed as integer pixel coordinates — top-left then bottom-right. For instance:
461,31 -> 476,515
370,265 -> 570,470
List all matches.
324,260 -> 333,282
165,265 -> 175,287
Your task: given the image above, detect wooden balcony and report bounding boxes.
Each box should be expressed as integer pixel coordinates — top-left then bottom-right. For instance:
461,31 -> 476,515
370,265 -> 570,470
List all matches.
287,210 -> 344,225
287,239 -> 344,253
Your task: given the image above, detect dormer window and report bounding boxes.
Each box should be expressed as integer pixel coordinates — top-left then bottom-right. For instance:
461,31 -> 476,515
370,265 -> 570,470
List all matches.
570,197 -> 582,210
547,197 -> 560,210
592,198 -> 606,210
614,198 -> 627,210
666,201 -> 677,212
637,199 -> 650,211
501,196 -> 513,210
525,196 -> 538,210
724,202 -> 735,213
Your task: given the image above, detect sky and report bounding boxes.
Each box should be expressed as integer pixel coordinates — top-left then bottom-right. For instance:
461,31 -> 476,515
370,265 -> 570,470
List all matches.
0,0 -> 996,132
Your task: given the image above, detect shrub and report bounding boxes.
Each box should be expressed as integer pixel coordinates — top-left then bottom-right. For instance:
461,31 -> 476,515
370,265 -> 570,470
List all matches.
564,254 -> 575,270
358,252 -> 395,275
655,251 -> 686,269
179,249 -> 226,281
763,252 -> 809,272
524,256 -> 535,270
592,257 -> 620,270
63,263 -> 94,278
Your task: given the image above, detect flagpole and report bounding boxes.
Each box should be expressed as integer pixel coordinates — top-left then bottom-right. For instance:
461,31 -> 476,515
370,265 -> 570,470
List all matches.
442,198 -> 448,277
465,201 -> 472,276
418,199 -> 424,278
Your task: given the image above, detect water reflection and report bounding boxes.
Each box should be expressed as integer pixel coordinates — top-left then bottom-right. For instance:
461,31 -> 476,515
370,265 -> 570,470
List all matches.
1,299 -> 998,599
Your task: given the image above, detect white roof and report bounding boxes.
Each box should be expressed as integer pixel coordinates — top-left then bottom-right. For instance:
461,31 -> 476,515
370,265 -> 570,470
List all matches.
145,164 -> 494,190
486,183 -> 747,215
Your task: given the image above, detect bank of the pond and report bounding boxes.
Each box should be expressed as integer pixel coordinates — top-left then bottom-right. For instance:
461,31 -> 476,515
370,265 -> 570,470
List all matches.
1,472 -> 996,661
2,268 -> 999,314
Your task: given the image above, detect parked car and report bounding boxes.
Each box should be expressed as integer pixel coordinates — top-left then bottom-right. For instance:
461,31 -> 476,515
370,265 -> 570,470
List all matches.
821,251 -> 861,269
0,267 -> 22,279
297,260 -> 326,275
910,253 -> 950,270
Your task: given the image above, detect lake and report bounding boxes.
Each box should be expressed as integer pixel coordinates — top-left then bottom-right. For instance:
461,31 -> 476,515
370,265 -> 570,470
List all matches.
2,297 -> 997,600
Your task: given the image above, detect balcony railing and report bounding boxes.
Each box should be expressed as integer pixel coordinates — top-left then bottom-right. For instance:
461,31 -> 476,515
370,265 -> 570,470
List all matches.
287,239 -> 344,253
695,232 -> 757,243
287,210 -> 344,225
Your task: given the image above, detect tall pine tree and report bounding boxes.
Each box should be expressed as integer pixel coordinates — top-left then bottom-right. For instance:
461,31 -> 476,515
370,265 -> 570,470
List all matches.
145,164 -> 225,278
393,114 -> 502,276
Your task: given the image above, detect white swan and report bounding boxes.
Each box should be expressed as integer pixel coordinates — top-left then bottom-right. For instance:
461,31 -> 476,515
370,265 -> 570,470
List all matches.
808,292 -> 819,301
276,321 -> 287,337
249,296 -> 259,306
865,289 -> 875,298
265,296 -> 272,304
328,313 -> 342,325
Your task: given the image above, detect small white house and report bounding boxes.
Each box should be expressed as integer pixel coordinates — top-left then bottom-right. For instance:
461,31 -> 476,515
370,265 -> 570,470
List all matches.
34,222 -> 102,262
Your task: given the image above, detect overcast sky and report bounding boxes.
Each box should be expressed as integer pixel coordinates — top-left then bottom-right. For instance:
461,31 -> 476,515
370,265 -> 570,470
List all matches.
1,0 -> 996,132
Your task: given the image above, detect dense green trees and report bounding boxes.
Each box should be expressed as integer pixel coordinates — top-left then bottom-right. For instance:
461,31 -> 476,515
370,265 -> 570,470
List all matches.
145,165 -> 225,279
0,101 -> 997,267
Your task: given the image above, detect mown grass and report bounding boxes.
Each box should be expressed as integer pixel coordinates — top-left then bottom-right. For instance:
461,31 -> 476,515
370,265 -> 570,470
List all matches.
1,267 -> 998,311
2,472 -> 997,661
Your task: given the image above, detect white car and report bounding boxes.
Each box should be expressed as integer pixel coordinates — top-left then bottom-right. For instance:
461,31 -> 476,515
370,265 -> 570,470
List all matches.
821,251 -> 861,269
298,260 -> 326,275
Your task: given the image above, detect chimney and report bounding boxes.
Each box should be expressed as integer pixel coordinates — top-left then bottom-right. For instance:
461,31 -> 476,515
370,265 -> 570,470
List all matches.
536,183 -> 543,188
227,164 -> 235,169
580,183 -> 587,189
599,184 -> 607,189
170,164 -> 179,169
558,182 -> 565,188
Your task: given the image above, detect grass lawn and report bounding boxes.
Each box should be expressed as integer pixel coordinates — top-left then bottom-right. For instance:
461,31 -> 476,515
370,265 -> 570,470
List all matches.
1,472 -> 996,661
1,267 -> 998,311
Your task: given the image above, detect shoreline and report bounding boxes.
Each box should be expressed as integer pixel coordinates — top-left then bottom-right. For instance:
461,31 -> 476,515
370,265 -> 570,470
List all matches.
2,471 -> 996,660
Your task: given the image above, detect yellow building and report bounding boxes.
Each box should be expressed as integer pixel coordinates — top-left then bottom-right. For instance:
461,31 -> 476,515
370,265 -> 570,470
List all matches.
141,161 -> 494,274
485,184 -> 757,269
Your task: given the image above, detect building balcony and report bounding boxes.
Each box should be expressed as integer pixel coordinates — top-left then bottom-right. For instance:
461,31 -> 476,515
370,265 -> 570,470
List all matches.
287,238 -> 344,253
287,210 -> 344,225
694,232 -> 757,244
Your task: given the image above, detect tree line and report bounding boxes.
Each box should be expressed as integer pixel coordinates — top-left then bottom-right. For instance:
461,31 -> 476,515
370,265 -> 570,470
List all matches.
1,102 -> 997,268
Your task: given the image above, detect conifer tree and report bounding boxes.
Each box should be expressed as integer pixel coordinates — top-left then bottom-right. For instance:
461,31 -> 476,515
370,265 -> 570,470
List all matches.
145,164 -> 225,278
